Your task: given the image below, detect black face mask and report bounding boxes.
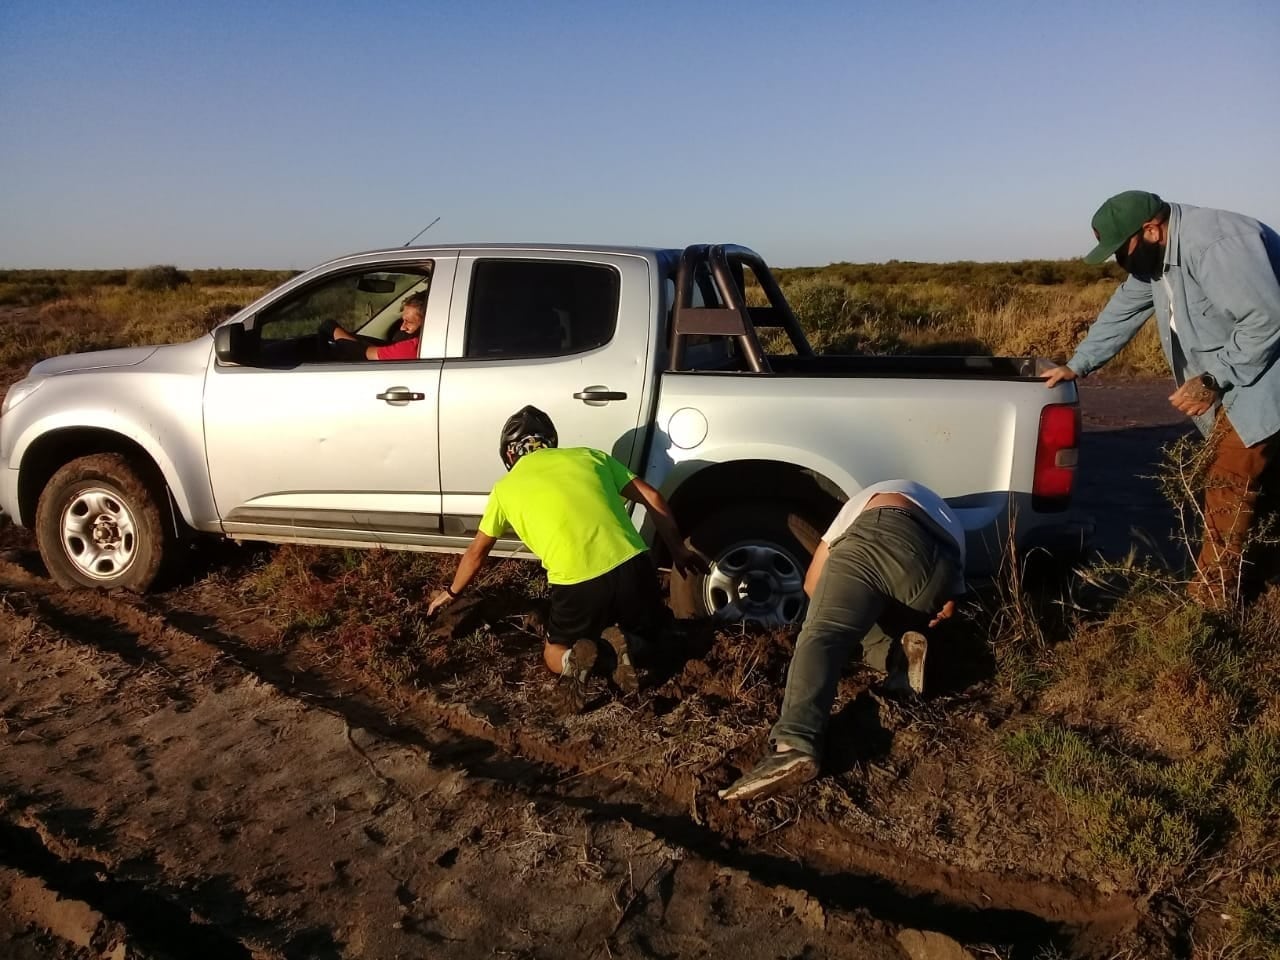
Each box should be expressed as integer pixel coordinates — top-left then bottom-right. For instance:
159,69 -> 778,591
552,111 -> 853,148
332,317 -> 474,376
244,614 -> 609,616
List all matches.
1117,235 -> 1166,281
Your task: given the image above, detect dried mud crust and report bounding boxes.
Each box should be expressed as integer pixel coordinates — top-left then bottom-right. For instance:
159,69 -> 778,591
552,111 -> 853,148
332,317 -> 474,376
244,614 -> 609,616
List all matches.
0,865 -> 105,960
0,556 -> 1167,959
0,572 -> 906,960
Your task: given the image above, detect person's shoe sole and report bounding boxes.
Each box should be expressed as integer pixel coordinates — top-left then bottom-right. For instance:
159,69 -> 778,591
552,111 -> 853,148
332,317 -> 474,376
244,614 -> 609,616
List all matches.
550,639 -> 598,716
601,626 -> 639,695
718,754 -> 819,802
901,630 -> 928,695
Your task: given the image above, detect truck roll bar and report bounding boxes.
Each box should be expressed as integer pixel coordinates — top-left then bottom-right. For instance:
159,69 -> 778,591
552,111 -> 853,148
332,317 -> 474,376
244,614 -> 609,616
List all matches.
669,244 -> 814,373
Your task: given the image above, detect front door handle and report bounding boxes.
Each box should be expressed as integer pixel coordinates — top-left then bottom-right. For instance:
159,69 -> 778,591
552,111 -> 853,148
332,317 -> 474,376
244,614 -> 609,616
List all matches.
376,387 -> 426,403
573,386 -> 628,404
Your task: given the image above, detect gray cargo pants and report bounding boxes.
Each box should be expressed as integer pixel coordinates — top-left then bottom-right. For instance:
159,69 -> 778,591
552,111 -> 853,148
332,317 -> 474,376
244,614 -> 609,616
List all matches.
769,506 -> 963,758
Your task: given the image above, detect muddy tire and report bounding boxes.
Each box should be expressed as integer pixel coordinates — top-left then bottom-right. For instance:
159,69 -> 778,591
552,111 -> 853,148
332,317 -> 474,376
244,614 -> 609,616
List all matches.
670,501 -> 823,625
35,453 -> 170,592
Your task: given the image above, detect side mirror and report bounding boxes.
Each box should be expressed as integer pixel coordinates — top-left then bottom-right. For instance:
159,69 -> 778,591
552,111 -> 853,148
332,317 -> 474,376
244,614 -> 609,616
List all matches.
214,320 -> 247,364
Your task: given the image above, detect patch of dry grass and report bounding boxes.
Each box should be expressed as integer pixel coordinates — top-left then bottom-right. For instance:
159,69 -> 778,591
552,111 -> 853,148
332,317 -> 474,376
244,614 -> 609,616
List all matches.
234,544 -> 546,688
995,431 -> 1280,945
776,273 -> 1165,374
1229,870 -> 1280,959
0,282 -> 271,370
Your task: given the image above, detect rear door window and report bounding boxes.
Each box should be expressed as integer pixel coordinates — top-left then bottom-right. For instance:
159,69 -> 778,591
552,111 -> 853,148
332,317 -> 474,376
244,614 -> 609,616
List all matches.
465,260 -> 620,359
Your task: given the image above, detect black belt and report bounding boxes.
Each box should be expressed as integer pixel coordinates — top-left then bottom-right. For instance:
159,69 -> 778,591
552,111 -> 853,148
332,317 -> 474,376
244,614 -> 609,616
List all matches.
873,505 -> 926,523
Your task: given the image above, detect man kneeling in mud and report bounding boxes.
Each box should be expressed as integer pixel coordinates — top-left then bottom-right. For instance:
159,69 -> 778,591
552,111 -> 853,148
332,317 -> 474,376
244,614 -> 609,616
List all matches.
427,405 -> 704,713
720,480 -> 966,801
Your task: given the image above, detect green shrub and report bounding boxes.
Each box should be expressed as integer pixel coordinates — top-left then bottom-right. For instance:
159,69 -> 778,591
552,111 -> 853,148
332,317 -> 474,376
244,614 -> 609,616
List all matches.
128,265 -> 191,292
1005,720 -> 1214,880
1234,871 -> 1280,959
189,268 -> 297,287
781,277 -> 849,333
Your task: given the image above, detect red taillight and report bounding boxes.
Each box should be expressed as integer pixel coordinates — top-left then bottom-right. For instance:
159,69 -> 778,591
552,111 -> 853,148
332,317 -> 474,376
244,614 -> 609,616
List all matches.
1033,403 -> 1080,509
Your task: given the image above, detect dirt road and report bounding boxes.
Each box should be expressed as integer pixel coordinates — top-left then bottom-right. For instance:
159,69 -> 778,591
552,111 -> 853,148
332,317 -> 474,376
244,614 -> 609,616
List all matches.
1074,377 -> 1194,563
0,564 -> 914,960
0,373 -> 1195,959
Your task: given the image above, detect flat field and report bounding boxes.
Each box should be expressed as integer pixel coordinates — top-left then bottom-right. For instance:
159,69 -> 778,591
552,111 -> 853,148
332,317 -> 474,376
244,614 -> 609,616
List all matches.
0,265 -> 1275,960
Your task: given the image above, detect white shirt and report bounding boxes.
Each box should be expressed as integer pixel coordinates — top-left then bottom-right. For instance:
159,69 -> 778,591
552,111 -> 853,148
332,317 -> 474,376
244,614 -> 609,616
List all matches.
1163,275 -> 1178,334
822,479 -> 967,568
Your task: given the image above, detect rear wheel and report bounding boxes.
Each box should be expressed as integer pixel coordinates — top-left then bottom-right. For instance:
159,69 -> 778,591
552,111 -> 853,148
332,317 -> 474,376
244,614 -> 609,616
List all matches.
670,501 -> 823,625
35,453 -> 171,591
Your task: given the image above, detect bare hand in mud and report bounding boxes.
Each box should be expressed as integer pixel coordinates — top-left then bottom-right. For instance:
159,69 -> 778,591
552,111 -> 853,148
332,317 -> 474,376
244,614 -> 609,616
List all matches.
1169,377 -> 1217,417
427,589 -> 455,616
671,544 -> 709,578
928,599 -> 956,629
1040,364 -> 1078,388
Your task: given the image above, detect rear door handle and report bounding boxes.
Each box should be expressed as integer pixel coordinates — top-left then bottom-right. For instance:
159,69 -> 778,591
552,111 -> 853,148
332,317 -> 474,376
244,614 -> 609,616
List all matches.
574,386 -> 628,403
376,387 -> 426,403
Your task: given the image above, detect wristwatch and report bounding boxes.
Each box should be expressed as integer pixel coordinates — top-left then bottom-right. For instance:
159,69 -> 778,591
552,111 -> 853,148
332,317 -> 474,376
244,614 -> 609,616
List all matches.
1200,373 -> 1221,393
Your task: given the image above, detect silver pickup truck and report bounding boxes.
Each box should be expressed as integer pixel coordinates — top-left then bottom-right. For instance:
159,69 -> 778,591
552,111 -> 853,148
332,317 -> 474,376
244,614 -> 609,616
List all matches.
0,244 -> 1084,623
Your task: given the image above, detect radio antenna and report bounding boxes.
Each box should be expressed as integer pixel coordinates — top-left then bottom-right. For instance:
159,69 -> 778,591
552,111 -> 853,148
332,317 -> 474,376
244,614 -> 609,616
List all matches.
403,216 -> 441,247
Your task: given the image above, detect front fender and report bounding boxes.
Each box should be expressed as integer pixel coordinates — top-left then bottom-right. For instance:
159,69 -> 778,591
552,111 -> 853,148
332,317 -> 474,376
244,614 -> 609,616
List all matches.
9,408 -> 213,529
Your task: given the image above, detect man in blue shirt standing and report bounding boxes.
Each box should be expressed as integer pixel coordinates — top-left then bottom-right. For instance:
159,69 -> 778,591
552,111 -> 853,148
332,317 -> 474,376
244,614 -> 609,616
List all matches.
1042,191 -> 1280,604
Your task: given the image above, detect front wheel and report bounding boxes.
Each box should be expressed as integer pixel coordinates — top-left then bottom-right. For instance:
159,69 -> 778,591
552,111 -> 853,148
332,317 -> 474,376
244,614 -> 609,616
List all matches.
35,453 -> 171,591
670,501 -> 823,626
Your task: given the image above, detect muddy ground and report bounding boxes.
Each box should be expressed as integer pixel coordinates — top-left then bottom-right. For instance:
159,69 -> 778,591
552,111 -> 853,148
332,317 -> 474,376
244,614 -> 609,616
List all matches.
0,316 -> 1204,959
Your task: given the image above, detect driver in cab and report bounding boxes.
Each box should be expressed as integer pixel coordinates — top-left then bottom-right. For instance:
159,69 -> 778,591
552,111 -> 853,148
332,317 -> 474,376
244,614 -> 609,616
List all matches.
330,291 -> 425,360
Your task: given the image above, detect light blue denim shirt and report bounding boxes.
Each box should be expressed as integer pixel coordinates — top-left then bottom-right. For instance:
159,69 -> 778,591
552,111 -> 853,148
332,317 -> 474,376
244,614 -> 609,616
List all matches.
1067,203 -> 1280,446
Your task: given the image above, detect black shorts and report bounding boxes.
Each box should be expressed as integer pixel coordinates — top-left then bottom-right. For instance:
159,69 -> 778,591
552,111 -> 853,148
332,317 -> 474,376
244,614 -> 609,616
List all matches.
547,552 -> 664,644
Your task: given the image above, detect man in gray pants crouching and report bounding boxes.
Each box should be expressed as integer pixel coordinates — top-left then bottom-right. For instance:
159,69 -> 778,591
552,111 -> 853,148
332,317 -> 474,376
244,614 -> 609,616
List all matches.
720,480 -> 966,801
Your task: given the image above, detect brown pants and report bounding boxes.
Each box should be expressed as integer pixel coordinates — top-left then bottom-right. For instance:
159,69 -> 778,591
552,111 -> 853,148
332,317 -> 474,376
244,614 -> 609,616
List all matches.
1196,416 -> 1280,595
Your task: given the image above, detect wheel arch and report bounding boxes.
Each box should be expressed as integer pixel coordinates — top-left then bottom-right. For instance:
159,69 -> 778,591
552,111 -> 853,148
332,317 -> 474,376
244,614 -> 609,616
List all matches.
658,457 -> 848,565
17,427 -> 188,532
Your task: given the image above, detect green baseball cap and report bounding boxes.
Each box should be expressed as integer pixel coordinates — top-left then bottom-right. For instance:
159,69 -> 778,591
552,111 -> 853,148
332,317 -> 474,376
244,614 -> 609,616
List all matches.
1083,190 -> 1164,264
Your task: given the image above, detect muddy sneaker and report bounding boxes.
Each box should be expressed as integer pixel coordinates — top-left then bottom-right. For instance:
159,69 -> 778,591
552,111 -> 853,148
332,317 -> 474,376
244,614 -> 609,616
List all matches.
718,749 -> 819,801
550,639 -> 598,716
901,630 -> 928,695
600,626 -> 640,695
884,631 -> 928,696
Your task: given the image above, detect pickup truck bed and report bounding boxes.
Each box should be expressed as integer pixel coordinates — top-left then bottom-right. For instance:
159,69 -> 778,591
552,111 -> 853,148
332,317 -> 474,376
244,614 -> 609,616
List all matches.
767,354 -> 1040,378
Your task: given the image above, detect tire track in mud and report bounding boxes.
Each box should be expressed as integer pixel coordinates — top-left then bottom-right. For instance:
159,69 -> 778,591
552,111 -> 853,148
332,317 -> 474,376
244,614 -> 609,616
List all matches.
2,577 -> 904,960
0,602 -> 342,958
0,817 -> 254,960
0,560 -> 1146,958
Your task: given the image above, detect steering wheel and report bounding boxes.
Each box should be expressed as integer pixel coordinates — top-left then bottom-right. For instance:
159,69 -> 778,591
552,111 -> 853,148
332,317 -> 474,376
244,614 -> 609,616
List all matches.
317,319 -> 358,361
325,334 -> 367,363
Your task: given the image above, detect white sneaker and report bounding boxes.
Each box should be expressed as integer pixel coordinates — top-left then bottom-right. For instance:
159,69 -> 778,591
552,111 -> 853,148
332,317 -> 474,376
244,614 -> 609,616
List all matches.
884,631 -> 928,695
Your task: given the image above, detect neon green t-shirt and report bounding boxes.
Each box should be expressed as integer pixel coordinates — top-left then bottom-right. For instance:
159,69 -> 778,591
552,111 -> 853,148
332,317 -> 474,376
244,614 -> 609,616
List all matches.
478,447 -> 647,585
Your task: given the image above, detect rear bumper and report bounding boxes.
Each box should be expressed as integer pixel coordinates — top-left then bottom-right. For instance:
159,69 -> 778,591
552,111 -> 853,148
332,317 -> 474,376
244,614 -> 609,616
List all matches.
1021,513 -> 1094,560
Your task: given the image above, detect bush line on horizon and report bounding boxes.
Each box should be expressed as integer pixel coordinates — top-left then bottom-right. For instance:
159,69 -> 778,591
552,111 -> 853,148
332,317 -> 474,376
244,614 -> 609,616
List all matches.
0,260 -> 1164,377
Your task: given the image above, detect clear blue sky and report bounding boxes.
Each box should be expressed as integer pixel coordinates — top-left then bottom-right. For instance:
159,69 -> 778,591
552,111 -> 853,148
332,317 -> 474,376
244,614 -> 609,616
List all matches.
1,0 -> 1277,269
